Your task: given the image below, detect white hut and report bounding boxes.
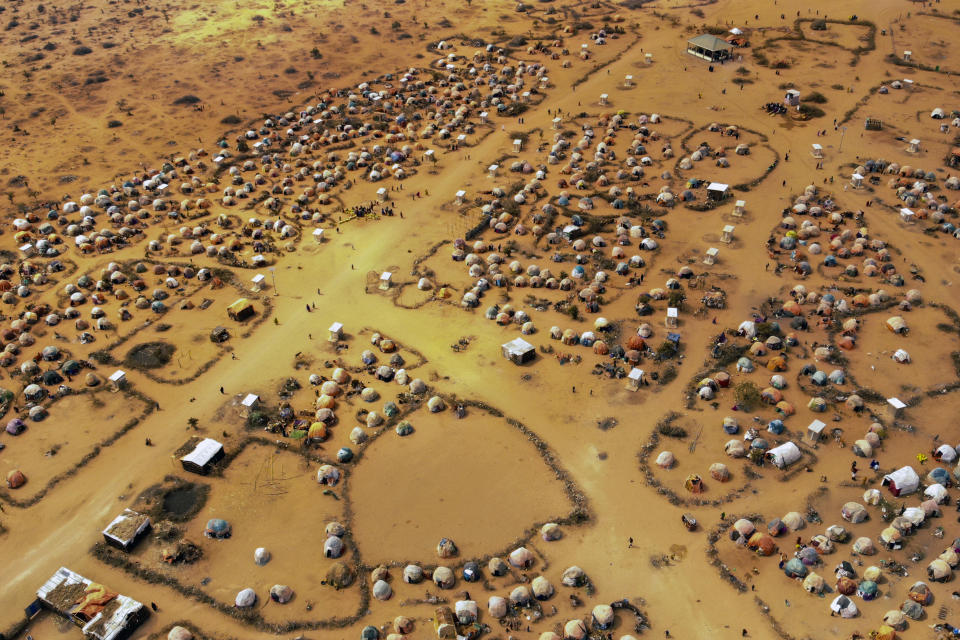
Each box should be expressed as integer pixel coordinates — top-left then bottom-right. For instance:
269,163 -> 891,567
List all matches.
721,225 -> 735,244
733,200 -> 745,217
811,143 -> 823,159
513,139 -> 523,153
328,322 -> 343,342
240,393 -> 260,417
599,93 -> 608,106
379,272 -> 392,291
908,139 -> 920,153
455,190 -> 466,205
108,370 -> 127,391
312,228 -> 325,243
806,419 -> 826,444
703,247 -> 719,265
665,307 -> 678,328
624,75 -> 633,87
251,273 -> 266,292
626,367 -> 646,391
765,441 -> 801,469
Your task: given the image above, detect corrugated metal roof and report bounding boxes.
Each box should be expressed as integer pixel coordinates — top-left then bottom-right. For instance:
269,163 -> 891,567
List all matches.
181,438 -> 224,467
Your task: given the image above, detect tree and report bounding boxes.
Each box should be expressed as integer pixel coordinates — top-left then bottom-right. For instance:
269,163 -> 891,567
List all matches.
187,417 -> 199,430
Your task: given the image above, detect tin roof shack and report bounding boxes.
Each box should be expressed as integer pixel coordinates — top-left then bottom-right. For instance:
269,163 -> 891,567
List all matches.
37,567 -> 148,640
502,338 -> 536,365
180,438 -> 225,475
101,509 -> 151,552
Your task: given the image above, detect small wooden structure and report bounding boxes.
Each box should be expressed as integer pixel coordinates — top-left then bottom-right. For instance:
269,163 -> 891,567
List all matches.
328,322 -> 343,342
521,91 -> 531,103
479,111 -> 488,124
513,138 -> 523,153
455,190 -> 466,205
899,207 -> 915,222
599,93 -> 609,106
376,187 -> 388,202
784,89 -> 800,107
806,418 -> 826,444
626,367 -> 646,391
645,53 -> 653,64
108,370 -> 127,391
488,164 -> 499,178
379,272 -> 393,290
811,143 -> 823,159
102,509 -> 151,551
552,117 -> 562,130
239,393 -> 260,417
251,273 -> 265,292
721,224 -> 735,244
665,307 -> 679,328
227,298 -> 255,321
180,437 -> 225,475
312,228 -> 325,243
539,76 -> 549,89
733,199 -> 745,217
706,182 -> 729,201
703,247 -> 719,265
864,117 -> 882,131
907,138 -> 920,153
19,243 -> 35,258
903,50 -> 912,61
624,74 -> 633,87
501,337 -> 535,365
851,173 -> 863,188
435,606 -> 456,639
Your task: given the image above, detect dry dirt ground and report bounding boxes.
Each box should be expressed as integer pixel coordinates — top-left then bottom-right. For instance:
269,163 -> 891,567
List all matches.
1,1 -> 960,640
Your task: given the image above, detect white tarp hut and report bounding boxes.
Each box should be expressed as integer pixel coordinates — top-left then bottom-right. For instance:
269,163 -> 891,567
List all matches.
379,272 -> 393,290
908,138 -> 920,153
899,207 -> 915,222
703,247 -> 719,265
455,190 -> 466,204
501,337 -> 535,365
513,139 -> 523,153
240,393 -> 260,417
328,322 -> 343,342
765,441 -> 801,469
882,466 -> 920,497
733,200 -> 745,216
806,419 -> 826,444
312,228 -> 325,243
665,307 -> 678,328
721,225 -> 735,243
811,143 -> 823,158
180,438 -> 225,475
626,367 -> 646,391
706,182 -> 729,201
251,273 -> 266,291
108,370 -> 127,390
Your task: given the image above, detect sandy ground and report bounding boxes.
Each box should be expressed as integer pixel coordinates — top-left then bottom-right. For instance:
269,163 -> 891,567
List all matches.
1,1 -> 960,640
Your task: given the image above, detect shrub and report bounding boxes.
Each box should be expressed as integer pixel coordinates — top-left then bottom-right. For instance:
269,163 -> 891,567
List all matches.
734,381 -> 761,411
220,114 -> 242,125
806,91 -> 828,104
656,340 -> 678,360
772,60 -> 791,69
107,119 -> 122,128
798,104 -> 826,118
658,421 -> 687,438
811,19 -> 827,31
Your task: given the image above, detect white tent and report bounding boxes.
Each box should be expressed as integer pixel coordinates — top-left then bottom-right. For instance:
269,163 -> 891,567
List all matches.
882,466 -> 920,497
924,483 -> 948,504
765,442 -> 801,469
935,444 -> 957,463
830,595 -> 858,618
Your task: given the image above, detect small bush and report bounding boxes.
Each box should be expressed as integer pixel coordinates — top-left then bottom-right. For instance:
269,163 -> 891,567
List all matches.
656,340 -> 678,360
107,119 -> 122,128
798,103 -> 826,118
806,91 -> 828,104
220,114 -> 242,125
732,78 -> 754,86
73,45 -> 92,55
736,66 -> 750,76
658,421 -> 687,438
772,60 -> 791,69
704,25 -> 727,35
811,19 -> 827,31
734,381 -> 761,411
753,51 -> 769,66
830,83 -> 844,90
